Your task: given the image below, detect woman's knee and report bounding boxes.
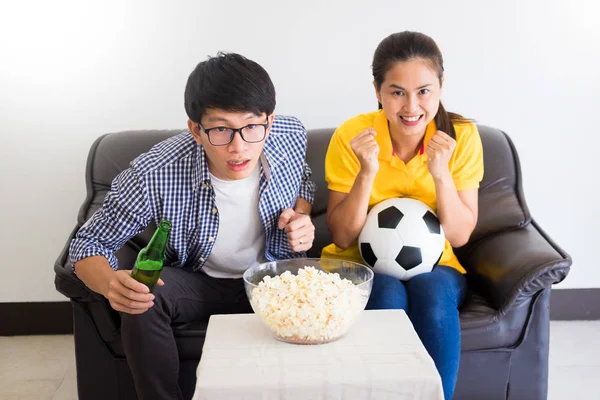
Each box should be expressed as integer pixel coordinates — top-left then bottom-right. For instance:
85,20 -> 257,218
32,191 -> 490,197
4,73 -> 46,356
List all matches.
366,273 -> 408,310
406,267 -> 466,321
406,266 -> 466,304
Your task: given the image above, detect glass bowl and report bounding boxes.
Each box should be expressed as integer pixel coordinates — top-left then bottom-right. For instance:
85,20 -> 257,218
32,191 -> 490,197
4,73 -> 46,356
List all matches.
243,258 -> 373,345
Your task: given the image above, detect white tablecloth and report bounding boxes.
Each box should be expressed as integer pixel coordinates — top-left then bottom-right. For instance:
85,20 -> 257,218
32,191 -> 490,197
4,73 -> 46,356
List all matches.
193,309 -> 443,400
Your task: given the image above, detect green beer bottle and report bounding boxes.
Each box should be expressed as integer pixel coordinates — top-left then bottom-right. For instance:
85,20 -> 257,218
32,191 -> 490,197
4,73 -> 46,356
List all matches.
130,220 -> 172,292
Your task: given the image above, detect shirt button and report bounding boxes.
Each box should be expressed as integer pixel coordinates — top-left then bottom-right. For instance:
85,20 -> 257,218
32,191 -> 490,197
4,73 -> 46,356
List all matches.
199,257 -> 205,262
208,237 -> 215,242
212,208 -> 217,214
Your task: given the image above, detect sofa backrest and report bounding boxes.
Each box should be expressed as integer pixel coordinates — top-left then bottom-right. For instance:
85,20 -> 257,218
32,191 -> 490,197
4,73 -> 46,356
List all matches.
78,124 -> 530,258
472,125 -> 530,241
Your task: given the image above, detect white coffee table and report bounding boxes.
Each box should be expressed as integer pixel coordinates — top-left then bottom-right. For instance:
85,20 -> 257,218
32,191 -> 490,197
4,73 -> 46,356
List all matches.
192,309 -> 443,400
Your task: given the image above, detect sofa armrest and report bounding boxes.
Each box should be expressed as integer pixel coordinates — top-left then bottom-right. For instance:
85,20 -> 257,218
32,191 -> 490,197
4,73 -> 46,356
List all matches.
459,221 -> 572,314
54,225 -> 139,303
54,225 -> 99,302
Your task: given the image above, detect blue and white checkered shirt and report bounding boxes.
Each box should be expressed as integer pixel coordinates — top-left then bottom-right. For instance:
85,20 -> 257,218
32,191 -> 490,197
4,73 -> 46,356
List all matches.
69,115 -> 316,272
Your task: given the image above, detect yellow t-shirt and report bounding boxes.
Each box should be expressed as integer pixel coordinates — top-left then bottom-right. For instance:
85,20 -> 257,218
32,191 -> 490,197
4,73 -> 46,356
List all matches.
321,110 -> 484,274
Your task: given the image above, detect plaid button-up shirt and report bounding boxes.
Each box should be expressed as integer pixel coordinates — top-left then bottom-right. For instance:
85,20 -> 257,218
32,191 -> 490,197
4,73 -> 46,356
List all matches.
69,115 -> 316,271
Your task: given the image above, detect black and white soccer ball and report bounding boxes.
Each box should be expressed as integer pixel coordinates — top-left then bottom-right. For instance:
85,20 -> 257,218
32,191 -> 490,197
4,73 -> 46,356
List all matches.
358,197 -> 445,281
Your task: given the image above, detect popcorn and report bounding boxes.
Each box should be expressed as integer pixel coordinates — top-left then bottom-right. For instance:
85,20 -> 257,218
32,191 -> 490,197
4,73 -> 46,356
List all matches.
250,266 -> 367,343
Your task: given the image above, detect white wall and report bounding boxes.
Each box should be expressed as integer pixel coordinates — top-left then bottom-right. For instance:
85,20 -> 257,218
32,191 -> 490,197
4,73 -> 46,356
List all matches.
1,0 -> 598,302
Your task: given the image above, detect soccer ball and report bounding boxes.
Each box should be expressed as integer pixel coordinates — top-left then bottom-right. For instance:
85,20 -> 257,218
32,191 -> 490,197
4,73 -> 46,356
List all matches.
358,197 -> 445,280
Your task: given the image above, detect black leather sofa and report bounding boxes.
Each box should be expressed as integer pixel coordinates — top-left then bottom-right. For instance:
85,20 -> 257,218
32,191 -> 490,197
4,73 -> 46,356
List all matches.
55,125 -> 572,399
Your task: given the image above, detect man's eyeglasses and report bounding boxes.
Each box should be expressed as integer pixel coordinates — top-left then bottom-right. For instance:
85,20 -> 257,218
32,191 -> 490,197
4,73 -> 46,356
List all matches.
198,119 -> 270,146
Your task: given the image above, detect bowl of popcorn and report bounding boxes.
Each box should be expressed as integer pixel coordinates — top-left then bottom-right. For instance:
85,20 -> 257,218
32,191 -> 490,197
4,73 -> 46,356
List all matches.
243,258 -> 374,345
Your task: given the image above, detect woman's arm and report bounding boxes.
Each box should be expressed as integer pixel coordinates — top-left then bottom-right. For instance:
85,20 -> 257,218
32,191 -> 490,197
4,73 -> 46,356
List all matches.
434,180 -> 478,247
326,170 -> 377,249
426,128 -> 480,247
326,128 -> 380,249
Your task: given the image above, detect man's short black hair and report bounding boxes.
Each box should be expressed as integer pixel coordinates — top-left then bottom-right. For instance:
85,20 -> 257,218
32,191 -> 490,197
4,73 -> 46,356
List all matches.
184,52 -> 276,122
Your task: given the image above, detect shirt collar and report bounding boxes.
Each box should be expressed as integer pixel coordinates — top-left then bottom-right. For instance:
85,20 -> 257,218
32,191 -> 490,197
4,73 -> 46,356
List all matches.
373,110 -> 437,162
192,136 -> 211,190
262,134 -> 286,173
373,110 -> 393,162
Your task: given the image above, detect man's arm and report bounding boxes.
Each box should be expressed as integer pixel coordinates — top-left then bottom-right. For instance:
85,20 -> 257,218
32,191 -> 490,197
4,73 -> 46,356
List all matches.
74,256 -> 158,314
70,167 -> 157,313
70,168 -> 151,269
293,197 -> 312,215
277,161 -> 316,252
296,161 -> 316,213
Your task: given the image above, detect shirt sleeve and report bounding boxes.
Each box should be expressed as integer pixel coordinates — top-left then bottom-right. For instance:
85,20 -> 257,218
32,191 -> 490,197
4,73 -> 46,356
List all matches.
452,123 -> 485,191
298,161 -> 317,204
68,167 -> 152,270
325,127 -> 361,194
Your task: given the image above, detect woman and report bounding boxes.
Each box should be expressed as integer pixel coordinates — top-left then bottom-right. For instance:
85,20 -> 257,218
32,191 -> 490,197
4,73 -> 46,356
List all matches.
322,31 -> 484,399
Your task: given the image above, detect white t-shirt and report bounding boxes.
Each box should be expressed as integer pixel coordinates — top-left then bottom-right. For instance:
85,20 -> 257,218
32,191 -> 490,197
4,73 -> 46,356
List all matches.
202,166 -> 267,278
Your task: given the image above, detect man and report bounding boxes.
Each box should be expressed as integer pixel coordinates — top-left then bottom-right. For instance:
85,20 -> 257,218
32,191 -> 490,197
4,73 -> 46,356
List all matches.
69,52 -> 316,399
